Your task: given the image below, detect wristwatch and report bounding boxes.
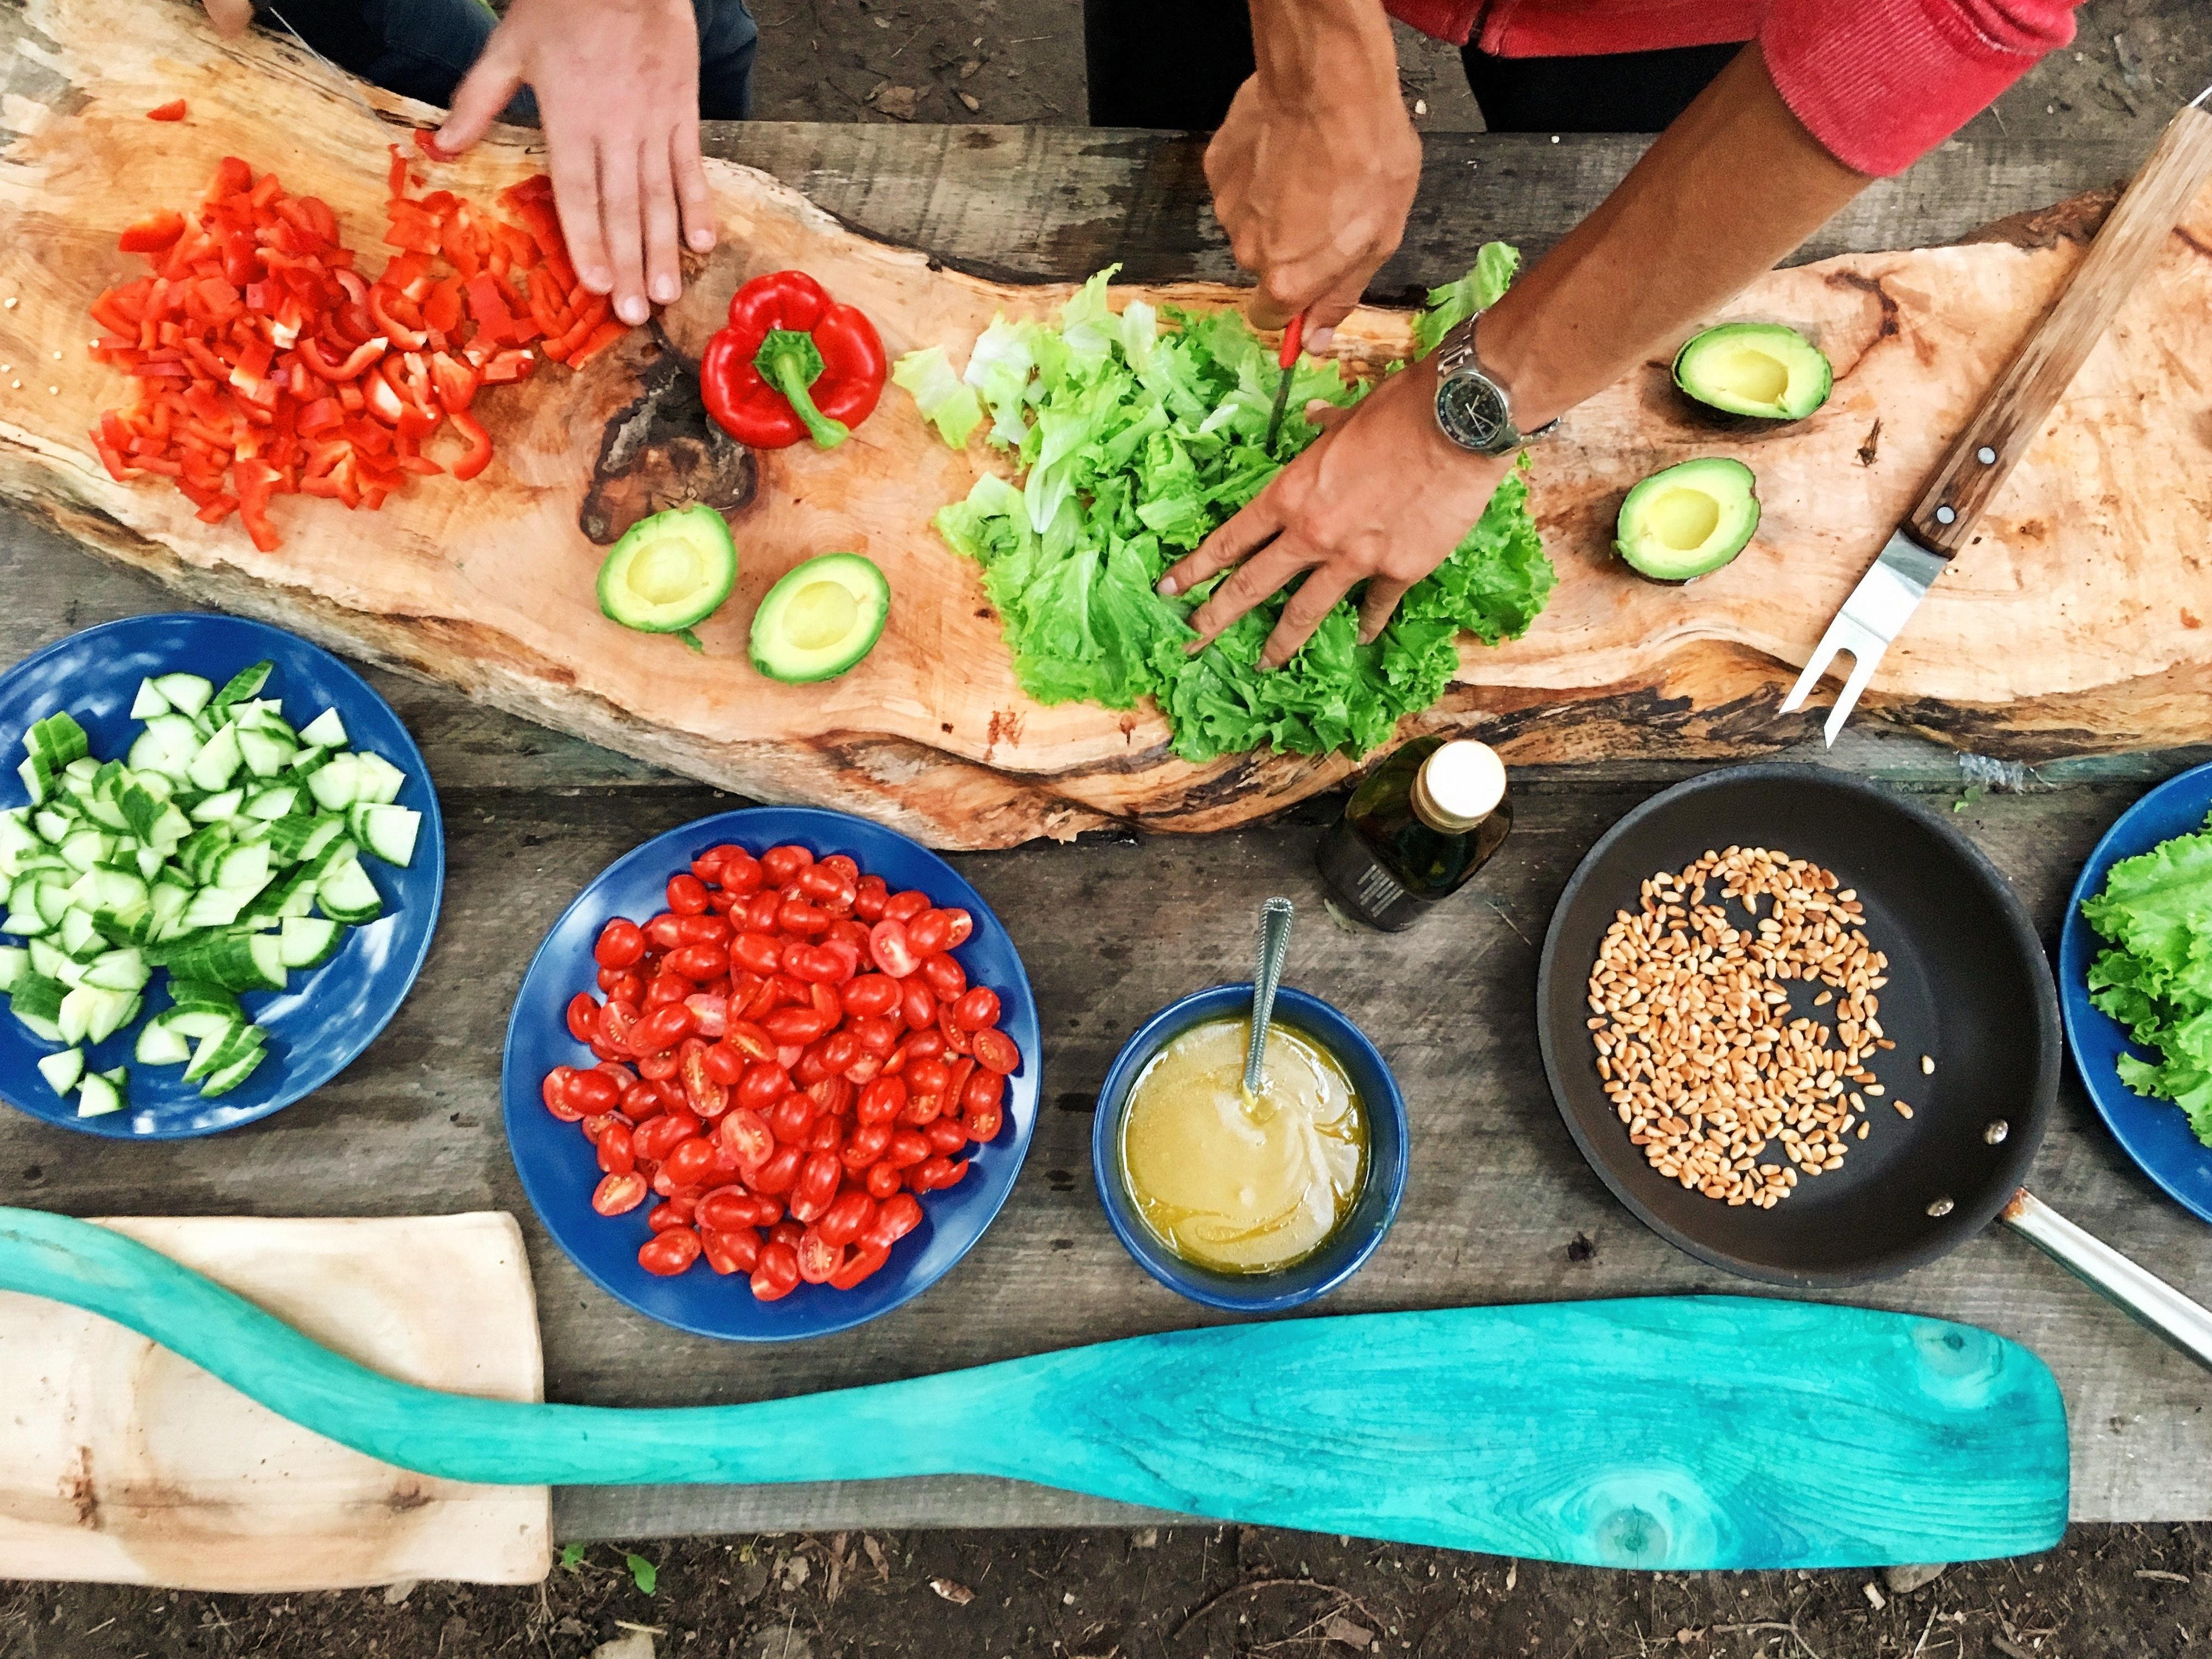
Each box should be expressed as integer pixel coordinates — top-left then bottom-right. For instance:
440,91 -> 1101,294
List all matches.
1431,314 -> 1556,457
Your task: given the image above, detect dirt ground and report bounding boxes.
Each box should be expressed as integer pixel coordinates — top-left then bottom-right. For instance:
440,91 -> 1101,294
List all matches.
5,4 -> 2209,1657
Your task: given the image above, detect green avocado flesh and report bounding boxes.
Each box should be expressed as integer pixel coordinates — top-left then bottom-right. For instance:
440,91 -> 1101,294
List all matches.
752,553 -> 891,683
598,505 -> 738,634
1672,322 -> 1832,421
1615,457 -> 1760,583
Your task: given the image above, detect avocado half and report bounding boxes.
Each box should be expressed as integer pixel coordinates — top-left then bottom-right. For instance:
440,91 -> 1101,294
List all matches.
1615,457 -> 1760,583
1672,323 -> 1832,421
597,504 -> 738,638
752,552 -> 891,683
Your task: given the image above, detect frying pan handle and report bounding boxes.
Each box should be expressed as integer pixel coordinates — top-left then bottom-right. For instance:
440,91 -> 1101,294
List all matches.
2002,1189 -> 2212,1374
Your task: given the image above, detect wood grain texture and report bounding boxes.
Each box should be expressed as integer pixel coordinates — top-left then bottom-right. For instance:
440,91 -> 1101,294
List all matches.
1907,106 -> 2212,554
1,2 -> 2210,849
0,1209 -> 2069,1569
0,1214 -> 550,1589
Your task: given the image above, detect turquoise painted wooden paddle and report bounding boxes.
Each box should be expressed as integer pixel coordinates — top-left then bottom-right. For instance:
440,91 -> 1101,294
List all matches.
0,1207 -> 2067,1568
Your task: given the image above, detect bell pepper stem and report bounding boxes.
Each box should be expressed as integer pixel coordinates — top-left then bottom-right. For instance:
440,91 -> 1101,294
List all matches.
754,328 -> 850,450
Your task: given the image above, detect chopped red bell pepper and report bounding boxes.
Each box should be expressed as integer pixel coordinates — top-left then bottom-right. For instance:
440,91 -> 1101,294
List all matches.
146,99 -> 188,122
700,270 -> 885,450
118,211 -> 185,254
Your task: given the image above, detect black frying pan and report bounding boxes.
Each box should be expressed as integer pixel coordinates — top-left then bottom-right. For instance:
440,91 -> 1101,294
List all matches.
1537,765 -> 2212,1362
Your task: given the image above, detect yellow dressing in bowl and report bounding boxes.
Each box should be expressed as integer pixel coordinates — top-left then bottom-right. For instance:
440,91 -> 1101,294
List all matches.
1119,1018 -> 1367,1273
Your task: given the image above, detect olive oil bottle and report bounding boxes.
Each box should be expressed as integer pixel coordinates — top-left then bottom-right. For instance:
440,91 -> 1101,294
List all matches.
1315,737 -> 1512,931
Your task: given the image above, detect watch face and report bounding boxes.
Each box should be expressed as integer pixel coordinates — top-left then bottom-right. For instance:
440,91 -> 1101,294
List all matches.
1436,371 -> 1514,455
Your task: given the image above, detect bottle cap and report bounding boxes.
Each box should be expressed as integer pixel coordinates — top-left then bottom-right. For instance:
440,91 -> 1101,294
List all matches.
1412,740 -> 1506,832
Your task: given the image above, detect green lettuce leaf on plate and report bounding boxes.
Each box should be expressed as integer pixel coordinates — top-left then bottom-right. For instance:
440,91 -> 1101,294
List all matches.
2083,811 -> 2212,1145
907,246 -> 1549,763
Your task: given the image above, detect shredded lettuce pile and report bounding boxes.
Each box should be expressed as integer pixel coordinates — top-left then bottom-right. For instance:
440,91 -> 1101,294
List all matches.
899,251 -> 1552,764
2084,814 -> 2212,1146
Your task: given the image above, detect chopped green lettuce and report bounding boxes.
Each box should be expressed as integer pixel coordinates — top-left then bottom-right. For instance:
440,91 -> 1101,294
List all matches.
910,249 -> 1551,763
1411,242 -> 1521,357
890,346 -> 984,449
2083,811 -> 2212,1145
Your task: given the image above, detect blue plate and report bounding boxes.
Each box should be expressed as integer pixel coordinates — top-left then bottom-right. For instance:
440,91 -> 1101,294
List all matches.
2059,761 -> 2212,1225
0,612 -> 445,1138
501,806 -> 1040,1341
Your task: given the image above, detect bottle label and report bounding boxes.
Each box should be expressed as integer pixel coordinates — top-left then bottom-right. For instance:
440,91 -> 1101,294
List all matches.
1353,857 -> 1409,917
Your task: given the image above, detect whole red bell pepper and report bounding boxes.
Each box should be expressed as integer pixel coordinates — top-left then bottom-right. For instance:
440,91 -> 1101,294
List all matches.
701,270 -> 885,450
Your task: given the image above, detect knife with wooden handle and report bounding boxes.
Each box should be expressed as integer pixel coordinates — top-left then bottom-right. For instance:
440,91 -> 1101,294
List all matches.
1781,89 -> 2212,744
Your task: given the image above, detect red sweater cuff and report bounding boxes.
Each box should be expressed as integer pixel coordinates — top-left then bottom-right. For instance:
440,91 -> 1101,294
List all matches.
1762,0 -> 2077,177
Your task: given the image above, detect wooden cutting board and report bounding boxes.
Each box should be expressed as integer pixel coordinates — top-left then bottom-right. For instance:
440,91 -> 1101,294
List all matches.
0,1214 -> 550,1590
2,0 -> 2210,850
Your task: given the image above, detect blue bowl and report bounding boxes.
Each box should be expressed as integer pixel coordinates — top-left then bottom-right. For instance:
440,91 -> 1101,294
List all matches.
501,806 -> 1041,1341
2059,761 -> 2212,1226
1092,984 -> 1408,1312
0,612 -> 444,1138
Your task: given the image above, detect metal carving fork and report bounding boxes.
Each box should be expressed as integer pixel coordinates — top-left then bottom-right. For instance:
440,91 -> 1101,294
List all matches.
1782,88 -> 2212,744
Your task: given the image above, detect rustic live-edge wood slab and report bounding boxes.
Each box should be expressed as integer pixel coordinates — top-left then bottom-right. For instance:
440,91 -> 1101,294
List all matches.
4,0 -> 2212,850
0,57 -> 2208,1541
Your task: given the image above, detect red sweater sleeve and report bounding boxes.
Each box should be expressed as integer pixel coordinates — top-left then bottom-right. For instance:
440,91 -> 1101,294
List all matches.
1762,0 -> 2080,176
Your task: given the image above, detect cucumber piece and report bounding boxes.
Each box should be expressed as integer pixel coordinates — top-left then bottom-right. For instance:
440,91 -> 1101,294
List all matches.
165,978 -> 241,1016
32,879 -> 72,930
304,837 -> 359,884
306,753 -> 361,811
260,813 -> 323,862
240,866 -> 315,925
56,984 -> 103,1045
36,1047 -> 84,1096
18,753 -> 54,804
128,679 -> 171,719
352,752 -> 407,806
0,811 -> 41,875
82,947 -> 149,994
144,881 -> 190,942
10,970 -> 65,1021
177,824 -> 233,884
236,725 -> 296,779
213,840 -> 273,896
26,712 -> 89,768
76,866 -> 148,921
88,989 -> 140,1046
185,725 -> 243,792
32,809 -> 69,844
198,1042 -> 268,1098
163,930 -> 264,993
189,785 -> 244,824
127,713 -> 203,781
83,764 -> 132,831
297,707 -> 348,748
149,673 -> 213,717
0,944 -> 24,991
75,1068 -> 123,1118
316,858 -> 382,925
134,1019 -> 192,1065
57,827 -> 112,872
181,1022 -> 242,1083
351,804 -> 421,868
288,744 -> 331,779
278,914 -> 343,969
179,886 -> 249,930
244,785 -> 300,822
297,814 -> 348,863
56,907 -> 107,962
132,845 -> 165,882
208,661 -> 274,718
27,937 -> 77,987
119,780 -> 170,841
248,930 -> 287,990
165,1007 -> 239,1042
143,802 -> 191,857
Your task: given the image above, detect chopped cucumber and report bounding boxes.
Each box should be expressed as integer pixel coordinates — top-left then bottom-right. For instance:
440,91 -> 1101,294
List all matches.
209,661 -> 274,718
163,1007 -> 238,1042
185,725 -> 244,793
278,915 -> 343,969
351,804 -> 421,867
82,947 -> 149,993
134,1019 -> 191,1065
198,1045 -> 267,1097
316,859 -> 382,926
352,752 -> 406,806
75,1068 -> 124,1118
26,713 -> 89,768
0,945 -> 23,991
237,725 -> 296,779
189,787 -> 245,823
297,707 -> 348,748
245,785 -> 300,821
56,907 -> 106,961
149,672 -> 213,716
36,1047 -> 84,1096
127,713 -> 202,781
129,679 -> 171,719
306,753 -> 361,811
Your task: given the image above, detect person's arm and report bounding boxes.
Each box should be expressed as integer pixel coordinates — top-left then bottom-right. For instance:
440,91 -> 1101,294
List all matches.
433,0 -> 719,328
1204,0 -> 1421,350
1163,41 -> 1869,668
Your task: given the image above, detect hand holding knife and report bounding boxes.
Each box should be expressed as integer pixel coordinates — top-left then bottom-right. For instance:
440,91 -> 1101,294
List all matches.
1263,312 -> 1306,454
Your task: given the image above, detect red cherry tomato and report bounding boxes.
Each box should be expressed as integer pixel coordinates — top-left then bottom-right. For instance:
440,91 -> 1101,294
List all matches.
936,1003 -> 973,1057
750,1239 -> 802,1300
681,1047 -> 729,1118
742,890 -> 781,933
973,1028 -> 1021,1075
907,910 -> 954,956
639,1229 -> 702,1276
724,1019 -> 778,1063
863,1192 -> 924,1249
667,873 -> 710,915
925,1116 -> 970,1155
645,914 -> 686,950
966,1103 -> 1004,1142
731,932 -> 782,977
790,1151 -> 841,1222
637,1047 -> 681,1081
542,1066 -> 586,1121
566,1069 -> 622,1115
829,1243 -> 890,1290
699,1226 -> 760,1276
598,999 -> 641,1053
916,955 -> 963,1006
675,916 -> 733,947
883,890 -> 929,924
648,1191 -> 699,1226
716,1107 -> 775,1169
600,970 -> 645,1005
817,1189 -> 876,1246
940,908 -> 975,947
736,1061 -> 795,1114
623,1081 -> 663,1119
900,1089 -> 943,1127
663,1136 -> 719,1188
719,850 -> 765,894
760,844 -> 814,885
751,1143 -> 803,1195
795,1227 -> 841,1284
595,918 -> 646,968
592,1172 -> 647,1215
865,1160 -> 903,1199
767,1090 -> 815,1144
900,980 -> 936,1031
910,1154 -> 965,1192
853,876 -> 889,922
628,1001 -> 697,1056
869,919 -> 920,979
953,986 -> 1001,1031
702,1042 -> 746,1085
842,974 -> 900,1018
595,1121 -> 637,1174
635,1109 -> 703,1162
664,943 -> 730,982
857,1076 -> 906,1125
906,1057 -> 952,1097
962,1067 -> 1005,1115
885,1130 -> 930,1169
764,1006 -> 836,1045
644,972 -> 691,1009
566,991 -> 602,1043
842,1119 -> 894,1169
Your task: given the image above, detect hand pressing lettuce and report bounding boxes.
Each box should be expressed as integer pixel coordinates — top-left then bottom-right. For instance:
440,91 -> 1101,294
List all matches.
899,252 -> 1550,765
2084,813 -> 2212,1146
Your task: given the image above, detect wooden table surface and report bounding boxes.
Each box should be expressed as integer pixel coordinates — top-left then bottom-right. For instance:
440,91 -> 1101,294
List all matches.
4,123 -> 2209,1542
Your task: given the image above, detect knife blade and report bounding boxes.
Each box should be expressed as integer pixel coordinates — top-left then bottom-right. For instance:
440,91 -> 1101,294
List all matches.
258,3 -> 387,126
1263,312 -> 1305,453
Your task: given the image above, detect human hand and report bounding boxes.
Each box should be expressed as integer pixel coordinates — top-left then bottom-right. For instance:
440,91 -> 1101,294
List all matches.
436,0 -> 717,326
1157,359 -> 1513,668
1204,9 -> 1419,351
199,0 -> 253,35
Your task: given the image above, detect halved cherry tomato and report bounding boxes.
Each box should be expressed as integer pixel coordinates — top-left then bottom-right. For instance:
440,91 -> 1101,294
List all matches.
794,1227 -> 841,1283
919,953 -> 966,1003
907,910 -> 955,956
853,876 -> 890,922
542,1066 -> 584,1121
665,943 -> 729,981
863,1192 -> 924,1250
681,1045 -> 729,1117
595,918 -> 646,968
639,1228 -> 702,1276
700,1226 -> 760,1276
592,1172 -> 647,1215
829,1242 -> 890,1290
760,844 -> 814,885
962,1066 -> 1005,1115
973,1028 -> 1021,1075
952,986 -> 1001,1031
883,890 -> 930,924
566,991 -> 602,1042
870,919 -> 920,978
716,1106 -> 775,1168
940,909 -> 975,947
966,1103 -> 1004,1141
750,1239 -> 802,1300
597,1121 -> 636,1174
628,1001 -> 697,1056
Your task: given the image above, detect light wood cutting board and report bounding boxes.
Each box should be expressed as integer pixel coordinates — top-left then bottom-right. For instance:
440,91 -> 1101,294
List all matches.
2,0 -> 2211,849
0,1214 -> 550,1590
